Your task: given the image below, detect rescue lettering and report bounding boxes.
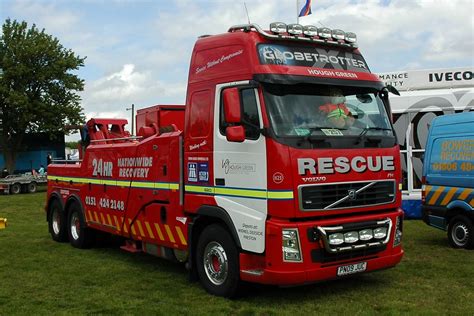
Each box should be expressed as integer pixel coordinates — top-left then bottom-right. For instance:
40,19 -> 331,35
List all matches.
297,156 -> 395,175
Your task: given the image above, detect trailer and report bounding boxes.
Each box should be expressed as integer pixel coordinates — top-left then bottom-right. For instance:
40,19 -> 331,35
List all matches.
0,174 -> 47,194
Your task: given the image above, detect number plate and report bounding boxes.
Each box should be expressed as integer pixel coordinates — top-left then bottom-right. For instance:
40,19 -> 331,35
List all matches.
337,262 -> 367,276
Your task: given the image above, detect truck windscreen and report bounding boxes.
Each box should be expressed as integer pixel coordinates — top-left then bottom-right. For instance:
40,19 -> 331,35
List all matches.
262,83 -> 396,149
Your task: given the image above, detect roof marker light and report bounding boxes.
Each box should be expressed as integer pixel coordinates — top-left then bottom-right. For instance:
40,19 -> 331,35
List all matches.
345,32 -> 357,43
270,22 -> 287,34
303,25 -> 318,36
318,27 -> 332,39
287,24 -> 304,35
332,29 -> 346,41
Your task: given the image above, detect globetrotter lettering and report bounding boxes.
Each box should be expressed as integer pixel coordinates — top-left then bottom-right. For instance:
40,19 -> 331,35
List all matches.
297,156 -> 395,175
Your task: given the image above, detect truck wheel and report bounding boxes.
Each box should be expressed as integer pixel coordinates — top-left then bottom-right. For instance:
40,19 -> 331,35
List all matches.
48,199 -> 68,242
448,215 -> 474,249
27,182 -> 37,193
10,183 -> 21,194
67,203 -> 94,249
196,224 -> 240,297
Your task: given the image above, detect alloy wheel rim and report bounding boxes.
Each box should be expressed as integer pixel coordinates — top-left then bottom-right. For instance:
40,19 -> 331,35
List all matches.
203,241 -> 228,285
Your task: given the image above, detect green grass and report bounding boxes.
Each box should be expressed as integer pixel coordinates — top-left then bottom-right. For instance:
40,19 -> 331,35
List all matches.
0,192 -> 473,315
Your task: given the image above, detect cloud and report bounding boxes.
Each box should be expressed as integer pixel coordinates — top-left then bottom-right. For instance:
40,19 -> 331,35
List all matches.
80,64 -> 186,118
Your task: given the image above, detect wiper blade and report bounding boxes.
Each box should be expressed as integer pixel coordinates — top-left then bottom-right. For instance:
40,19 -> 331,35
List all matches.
356,127 -> 392,144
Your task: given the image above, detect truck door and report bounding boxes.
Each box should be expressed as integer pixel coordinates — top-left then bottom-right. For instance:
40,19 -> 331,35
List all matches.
213,82 -> 267,253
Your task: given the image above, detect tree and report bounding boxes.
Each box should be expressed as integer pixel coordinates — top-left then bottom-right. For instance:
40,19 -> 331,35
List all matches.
0,19 -> 85,172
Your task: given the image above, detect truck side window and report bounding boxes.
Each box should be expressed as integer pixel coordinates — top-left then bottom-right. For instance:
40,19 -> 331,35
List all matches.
219,88 -> 260,140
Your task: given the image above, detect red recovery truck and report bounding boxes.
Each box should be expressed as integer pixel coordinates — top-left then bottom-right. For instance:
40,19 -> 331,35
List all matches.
46,23 -> 404,297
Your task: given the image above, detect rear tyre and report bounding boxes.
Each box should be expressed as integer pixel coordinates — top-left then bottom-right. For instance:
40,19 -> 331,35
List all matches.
10,183 -> 21,194
447,215 -> 474,249
196,224 -> 240,298
27,182 -> 37,193
48,199 -> 68,242
67,203 -> 94,249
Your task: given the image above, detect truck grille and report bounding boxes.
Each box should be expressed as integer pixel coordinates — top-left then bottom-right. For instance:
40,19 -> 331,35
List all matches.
299,180 -> 396,211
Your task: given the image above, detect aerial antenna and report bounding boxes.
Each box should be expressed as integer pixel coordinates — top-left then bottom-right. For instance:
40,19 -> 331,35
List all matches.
244,2 -> 251,24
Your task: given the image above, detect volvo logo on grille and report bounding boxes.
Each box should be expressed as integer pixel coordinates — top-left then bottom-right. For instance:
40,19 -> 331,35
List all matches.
348,189 -> 357,200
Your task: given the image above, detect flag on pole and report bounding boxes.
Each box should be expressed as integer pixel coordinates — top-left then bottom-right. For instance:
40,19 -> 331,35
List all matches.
298,0 -> 312,17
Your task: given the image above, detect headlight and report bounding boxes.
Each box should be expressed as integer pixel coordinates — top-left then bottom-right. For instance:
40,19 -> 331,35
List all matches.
331,29 -> 345,40
344,231 -> 359,243
318,27 -> 332,39
345,32 -> 357,43
374,227 -> 388,239
282,229 -> 302,262
303,25 -> 318,36
393,216 -> 403,247
328,233 -> 344,245
287,24 -> 303,35
359,229 -> 374,241
270,22 -> 287,34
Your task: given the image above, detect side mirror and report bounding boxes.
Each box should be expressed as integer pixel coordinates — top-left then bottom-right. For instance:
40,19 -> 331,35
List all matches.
386,84 -> 400,96
226,126 -> 245,142
223,88 -> 241,123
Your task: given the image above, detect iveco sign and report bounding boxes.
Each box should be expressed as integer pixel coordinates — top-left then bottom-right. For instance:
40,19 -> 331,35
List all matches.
298,156 -> 395,175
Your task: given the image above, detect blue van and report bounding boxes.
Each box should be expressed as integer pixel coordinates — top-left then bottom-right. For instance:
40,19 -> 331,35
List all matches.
422,112 -> 474,249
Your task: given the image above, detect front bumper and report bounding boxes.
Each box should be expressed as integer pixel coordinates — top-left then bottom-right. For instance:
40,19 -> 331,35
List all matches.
240,208 -> 404,285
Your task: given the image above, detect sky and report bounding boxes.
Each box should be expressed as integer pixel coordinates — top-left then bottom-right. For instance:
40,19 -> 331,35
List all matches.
1,0 -> 473,139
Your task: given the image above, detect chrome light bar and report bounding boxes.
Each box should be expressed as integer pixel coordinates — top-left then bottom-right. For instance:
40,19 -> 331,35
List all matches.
228,23 -> 358,48
317,218 -> 392,253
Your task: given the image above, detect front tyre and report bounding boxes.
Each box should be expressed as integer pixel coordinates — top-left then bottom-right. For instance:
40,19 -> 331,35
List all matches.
67,203 -> 94,249
48,199 -> 68,242
196,224 -> 240,297
448,215 -> 474,249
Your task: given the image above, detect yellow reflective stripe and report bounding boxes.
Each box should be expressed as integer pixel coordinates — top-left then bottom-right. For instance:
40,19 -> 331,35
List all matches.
131,181 -> 155,189
136,220 -> 145,237
94,212 -> 99,223
128,219 -> 137,235
115,180 -> 130,187
185,185 -> 215,194
154,223 -> 165,241
267,191 -> 294,199
106,214 -> 113,226
164,225 -> 176,243
100,213 -> 106,225
87,210 -> 93,222
113,215 -> 121,232
101,179 -> 117,186
47,176 -> 179,190
425,185 -> 433,195
175,227 -> 187,246
470,198 -> 474,208
215,187 -> 267,199
145,222 -> 155,239
458,188 -> 473,201
122,218 -> 128,233
428,186 -> 445,205
440,187 -> 458,206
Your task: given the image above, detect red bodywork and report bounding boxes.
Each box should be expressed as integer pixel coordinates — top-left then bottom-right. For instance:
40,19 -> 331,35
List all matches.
47,26 -> 403,287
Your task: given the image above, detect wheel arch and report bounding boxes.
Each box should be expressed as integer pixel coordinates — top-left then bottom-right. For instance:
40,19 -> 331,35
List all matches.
46,192 -> 64,221
187,205 -> 242,282
446,203 -> 474,222
65,194 -> 85,220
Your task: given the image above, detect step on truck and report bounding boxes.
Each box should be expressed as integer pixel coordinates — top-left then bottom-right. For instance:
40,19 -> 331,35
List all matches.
46,22 -> 404,297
